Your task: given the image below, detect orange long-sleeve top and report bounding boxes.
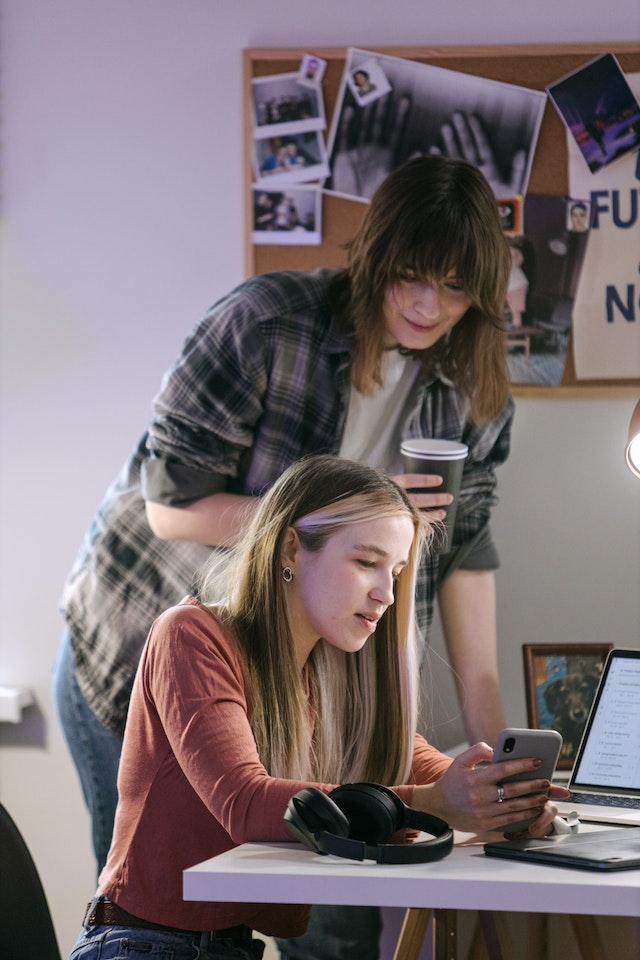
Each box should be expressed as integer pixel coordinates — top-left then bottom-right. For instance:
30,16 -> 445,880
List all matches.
100,596 -> 452,937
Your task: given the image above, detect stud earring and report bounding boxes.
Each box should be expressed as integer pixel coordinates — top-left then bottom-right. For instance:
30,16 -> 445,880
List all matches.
282,567 -> 293,583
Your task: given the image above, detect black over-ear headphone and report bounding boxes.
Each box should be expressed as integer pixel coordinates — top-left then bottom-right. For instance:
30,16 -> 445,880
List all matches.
284,782 -> 453,864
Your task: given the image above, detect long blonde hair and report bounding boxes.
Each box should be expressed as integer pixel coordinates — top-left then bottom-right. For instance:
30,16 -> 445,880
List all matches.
329,154 -> 511,423
197,455 -> 432,785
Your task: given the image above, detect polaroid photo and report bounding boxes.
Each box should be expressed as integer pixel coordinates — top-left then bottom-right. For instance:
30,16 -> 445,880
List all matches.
325,48 -> 547,202
298,54 -> 327,88
547,54 -> 640,174
566,198 -> 591,233
254,131 -> 330,188
346,57 -> 392,108
252,186 -> 322,245
252,71 -> 326,140
566,72 -> 640,199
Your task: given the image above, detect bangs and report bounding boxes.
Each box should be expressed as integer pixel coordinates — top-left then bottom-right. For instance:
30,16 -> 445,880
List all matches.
386,207 -> 505,310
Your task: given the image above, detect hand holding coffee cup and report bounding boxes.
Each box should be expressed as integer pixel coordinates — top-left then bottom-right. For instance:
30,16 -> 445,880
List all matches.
400,438 -> 469,553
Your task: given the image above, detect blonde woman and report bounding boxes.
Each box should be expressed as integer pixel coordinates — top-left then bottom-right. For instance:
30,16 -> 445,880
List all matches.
70,456 -> 566,960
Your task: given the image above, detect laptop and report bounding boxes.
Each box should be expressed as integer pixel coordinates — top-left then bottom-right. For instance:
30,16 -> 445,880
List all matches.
555,648 -> 640,826
484,826 -> 640,872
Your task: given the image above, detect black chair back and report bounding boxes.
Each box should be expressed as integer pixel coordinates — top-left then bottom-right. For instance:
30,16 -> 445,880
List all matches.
0,802 -> 62,960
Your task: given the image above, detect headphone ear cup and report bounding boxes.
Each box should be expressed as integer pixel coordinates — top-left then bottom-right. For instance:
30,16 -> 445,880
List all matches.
329,783 -> 399,843
285,787 -> 351,847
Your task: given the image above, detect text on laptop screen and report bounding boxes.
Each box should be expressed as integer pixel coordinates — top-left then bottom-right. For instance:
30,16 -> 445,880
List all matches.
572,652 -> 640,791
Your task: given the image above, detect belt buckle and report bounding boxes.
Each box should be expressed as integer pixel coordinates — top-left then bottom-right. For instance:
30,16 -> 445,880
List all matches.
83,897 -> 101,927
208,924 -> 250,943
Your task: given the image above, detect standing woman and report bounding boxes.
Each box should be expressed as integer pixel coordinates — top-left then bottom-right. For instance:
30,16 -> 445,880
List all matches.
56,154 -> 513,890
69,457 -> 565,960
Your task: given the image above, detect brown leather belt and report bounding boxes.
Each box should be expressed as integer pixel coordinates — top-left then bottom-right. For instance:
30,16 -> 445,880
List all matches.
84,898 -> 252,942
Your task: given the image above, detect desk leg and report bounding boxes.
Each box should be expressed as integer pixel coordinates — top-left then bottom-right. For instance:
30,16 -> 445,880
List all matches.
392,908 -> 433,960
434,909 -> 457,960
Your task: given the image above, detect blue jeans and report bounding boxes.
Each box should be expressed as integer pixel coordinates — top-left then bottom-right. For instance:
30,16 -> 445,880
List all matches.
53,630 -> 123,877
70,926 -> 265,959
275,905 -> 382,960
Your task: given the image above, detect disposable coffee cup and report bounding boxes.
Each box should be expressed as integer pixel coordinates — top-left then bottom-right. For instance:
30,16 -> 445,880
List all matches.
400,438 -> 468,554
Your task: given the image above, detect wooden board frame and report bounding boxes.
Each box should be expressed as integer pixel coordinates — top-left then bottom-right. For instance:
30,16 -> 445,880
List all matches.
244,43 -> 640,397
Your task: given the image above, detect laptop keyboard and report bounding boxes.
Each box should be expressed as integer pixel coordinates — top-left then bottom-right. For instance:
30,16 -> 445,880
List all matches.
570,791 -> 640,809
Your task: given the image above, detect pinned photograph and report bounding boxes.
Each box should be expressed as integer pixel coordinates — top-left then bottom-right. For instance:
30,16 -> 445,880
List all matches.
254,132 -> 330,188
503,194 -> 590,387
325,47 -> 546,202
298,54 -> 327,88
252,71 -> 326,139
566,199 -> 590,233
497,196 -> 523,235
346,57 -> 392,107
252,186 -> 322,245
547,54 -> 640,174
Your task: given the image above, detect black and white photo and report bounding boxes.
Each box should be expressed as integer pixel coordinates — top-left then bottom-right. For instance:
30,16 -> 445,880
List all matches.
325,48 -> 546,202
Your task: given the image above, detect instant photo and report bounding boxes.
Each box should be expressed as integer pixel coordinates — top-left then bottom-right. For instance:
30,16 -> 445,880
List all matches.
252,186 -> 322,245
298,54 -> 327,88
547,54 -> 640,174
252,71 -> 327,140
254,131 -> 330,188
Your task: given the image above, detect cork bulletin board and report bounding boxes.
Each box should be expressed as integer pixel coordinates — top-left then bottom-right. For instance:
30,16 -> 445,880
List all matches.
243,43 -> 640,397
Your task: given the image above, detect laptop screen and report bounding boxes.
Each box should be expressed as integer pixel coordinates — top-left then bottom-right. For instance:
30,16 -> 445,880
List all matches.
571,649 -> 640,793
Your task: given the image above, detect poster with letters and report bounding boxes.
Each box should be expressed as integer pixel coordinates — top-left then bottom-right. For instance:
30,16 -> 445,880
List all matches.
570,74 -> 640,380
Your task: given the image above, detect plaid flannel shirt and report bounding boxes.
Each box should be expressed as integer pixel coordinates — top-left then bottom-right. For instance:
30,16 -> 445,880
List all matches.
61,268 -> 513,734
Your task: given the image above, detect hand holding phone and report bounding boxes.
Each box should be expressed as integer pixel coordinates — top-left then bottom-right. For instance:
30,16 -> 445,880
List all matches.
490,727 -> 563,833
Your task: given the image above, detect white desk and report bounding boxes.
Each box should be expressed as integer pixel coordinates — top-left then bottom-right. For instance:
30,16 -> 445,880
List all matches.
184,832 -> 640,959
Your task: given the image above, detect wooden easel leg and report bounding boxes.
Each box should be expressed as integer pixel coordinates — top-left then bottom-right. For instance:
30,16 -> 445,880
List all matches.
467,912 -> 605,960
466,912 -> 516,960
569,915 -> 606,960
392,908 -> 433,960
466,914 -> 488,960
434,908 -> 457,960
525,913 -> 548,960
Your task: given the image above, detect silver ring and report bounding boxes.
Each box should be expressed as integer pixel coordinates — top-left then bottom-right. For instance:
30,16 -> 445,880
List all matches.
497,785 -> 505,803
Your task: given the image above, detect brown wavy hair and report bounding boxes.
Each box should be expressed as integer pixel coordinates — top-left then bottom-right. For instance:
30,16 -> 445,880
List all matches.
329,155 -> 511,423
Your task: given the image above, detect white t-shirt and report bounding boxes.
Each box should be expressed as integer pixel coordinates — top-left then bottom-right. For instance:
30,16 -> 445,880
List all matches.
339,350 -> 421,472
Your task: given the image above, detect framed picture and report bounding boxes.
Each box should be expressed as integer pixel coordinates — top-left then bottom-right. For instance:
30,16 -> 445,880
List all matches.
522,643 -> 613,769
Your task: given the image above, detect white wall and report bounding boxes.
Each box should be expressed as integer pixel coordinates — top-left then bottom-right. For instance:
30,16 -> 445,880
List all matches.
1,2 -> 639,957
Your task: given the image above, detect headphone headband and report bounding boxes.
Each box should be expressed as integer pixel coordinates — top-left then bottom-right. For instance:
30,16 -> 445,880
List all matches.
284,782 -> 453,864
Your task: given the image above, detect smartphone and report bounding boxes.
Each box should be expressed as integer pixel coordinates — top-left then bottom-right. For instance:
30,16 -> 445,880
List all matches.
490,727 -> 563,833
